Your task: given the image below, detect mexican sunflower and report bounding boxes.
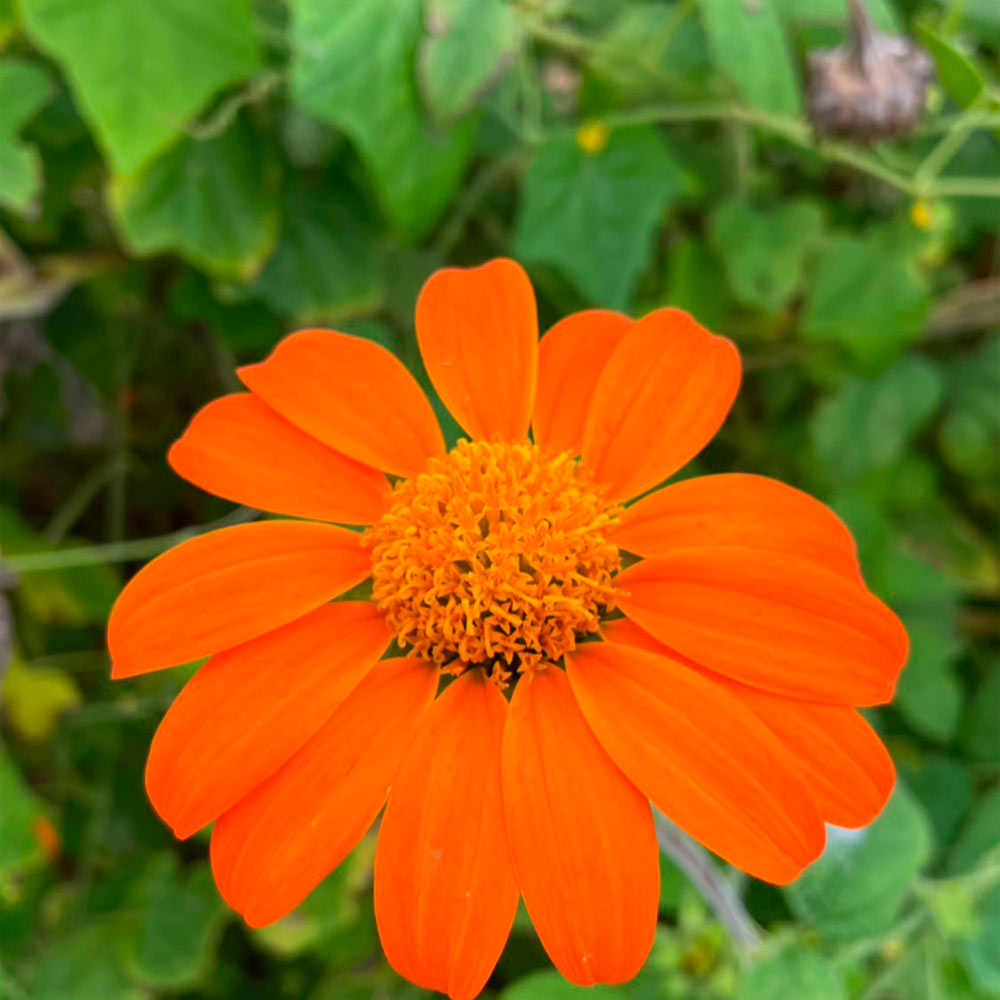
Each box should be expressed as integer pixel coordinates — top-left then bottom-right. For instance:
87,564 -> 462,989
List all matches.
108,258 -> 907,999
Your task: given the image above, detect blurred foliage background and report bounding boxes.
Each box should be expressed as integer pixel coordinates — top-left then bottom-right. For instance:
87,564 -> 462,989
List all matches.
1,0 -> 999,998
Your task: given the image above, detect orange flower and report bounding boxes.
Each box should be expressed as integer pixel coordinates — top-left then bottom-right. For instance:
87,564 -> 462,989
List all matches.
108,258 -> 906,998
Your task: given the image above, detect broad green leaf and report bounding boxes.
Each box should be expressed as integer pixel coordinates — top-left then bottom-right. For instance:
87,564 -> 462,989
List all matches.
803,235 -> 930,369
663,236 -> 729,329
900,756 -> 974,847
255,177 -> 383,323
958,882 -> 1000,995
810,355 -> 944,485
515,126 -> 684,308
0,57 -> 53,212
589,4 -> 713,99
20,0 -> 259,173
743,943 -> 846,1000
869,547 -> 963,743
777,0 -> 898,29
949,790 -> 1000,875
291,0 -> 474,240
500,970 -> 626,998
940,337 -> 1000,482
419,0 -> 521,124
893,623 -> 963,742
121,854 -> 229,990
0,745 -> 50,881
33,922 -> 143,1000
709,197 -> 823,313
1,659 -> 81,743
915,20 -> 986,108
786,786 -> 933,940
108,116 -> 278,279
696,0 -> 801,115
960,669 -> 1000,764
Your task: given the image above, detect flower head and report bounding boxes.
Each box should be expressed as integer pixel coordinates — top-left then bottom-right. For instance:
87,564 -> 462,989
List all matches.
108,258 -> 907,999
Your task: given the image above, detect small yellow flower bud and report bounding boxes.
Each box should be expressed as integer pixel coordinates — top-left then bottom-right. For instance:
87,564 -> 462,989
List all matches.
910,199 -> 933,230
576,120 -> 609,155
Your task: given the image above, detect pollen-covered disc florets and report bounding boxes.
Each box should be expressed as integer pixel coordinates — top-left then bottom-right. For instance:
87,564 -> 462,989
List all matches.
366,440 -> 621,683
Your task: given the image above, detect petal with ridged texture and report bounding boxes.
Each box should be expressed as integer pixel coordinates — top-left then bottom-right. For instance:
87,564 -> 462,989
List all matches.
613,473 -> 859,578
416,258 -> 538,442
375,671 -> 518,1000
145,602 -> 391,839
238,329 -> 444,477
616,548 -> 907,705
581,309 -> 740,501
602,619 -> 895,828
211,656 -> 438,927
168,393 -> 390,524
503,667 -> 658,984
533,309 -> 631,456
568,641 -> 825,884
108,521 -> 373,679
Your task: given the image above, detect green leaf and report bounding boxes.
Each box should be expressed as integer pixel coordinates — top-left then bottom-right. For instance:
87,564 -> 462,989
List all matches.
810,355 -> 944,485
663,236 -> 729,329
108,116 -> 278,279
776,0 -> 899,30
949,790 -> 1000,875
958,882 -> 1000,995
500,970 -> 627,999
869,548 -> 963,743
419,0 -> 521,124
960,669 -> 1000,764
291,0 -> 474,240
696,0 -> 801,115
802,235 -> 930,369
121,854 -> 229,990
709,197 -> 823,313
20,0 -> 259,173
515,126 -> 683,308
33,922 -> 144,1000
255,176 -> 383,323
0,57 -> 53,212
786,786 -> 933,940
0,744 -> 49,882
915,20 -> 986,108
743,943 -> 846,1000
899,756 -> 974,847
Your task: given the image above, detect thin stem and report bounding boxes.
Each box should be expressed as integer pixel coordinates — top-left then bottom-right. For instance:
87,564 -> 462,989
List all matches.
653,809 -> 763,955
3,507 -> 258,574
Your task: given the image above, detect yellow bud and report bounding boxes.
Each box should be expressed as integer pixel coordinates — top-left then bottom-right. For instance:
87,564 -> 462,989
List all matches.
576,120 -> 609,155
910,199 -> 933,230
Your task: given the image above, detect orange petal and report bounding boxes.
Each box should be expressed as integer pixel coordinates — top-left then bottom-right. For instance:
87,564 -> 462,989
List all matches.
502,668 -> 658,984
603,619 -> 896,828
108,521 -> 372,679
616,548 -> 908,705
168,393 -> 390,524
374,670 -> 519,1000
532,310 -> 631,456
145,602 -> 391,840
238,329 -> 444,477
567,641 -> 825,884
581,309 -> 740,501
416,259 -> 538,442
211,656 -> 438,927
613,473 -> 860,578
